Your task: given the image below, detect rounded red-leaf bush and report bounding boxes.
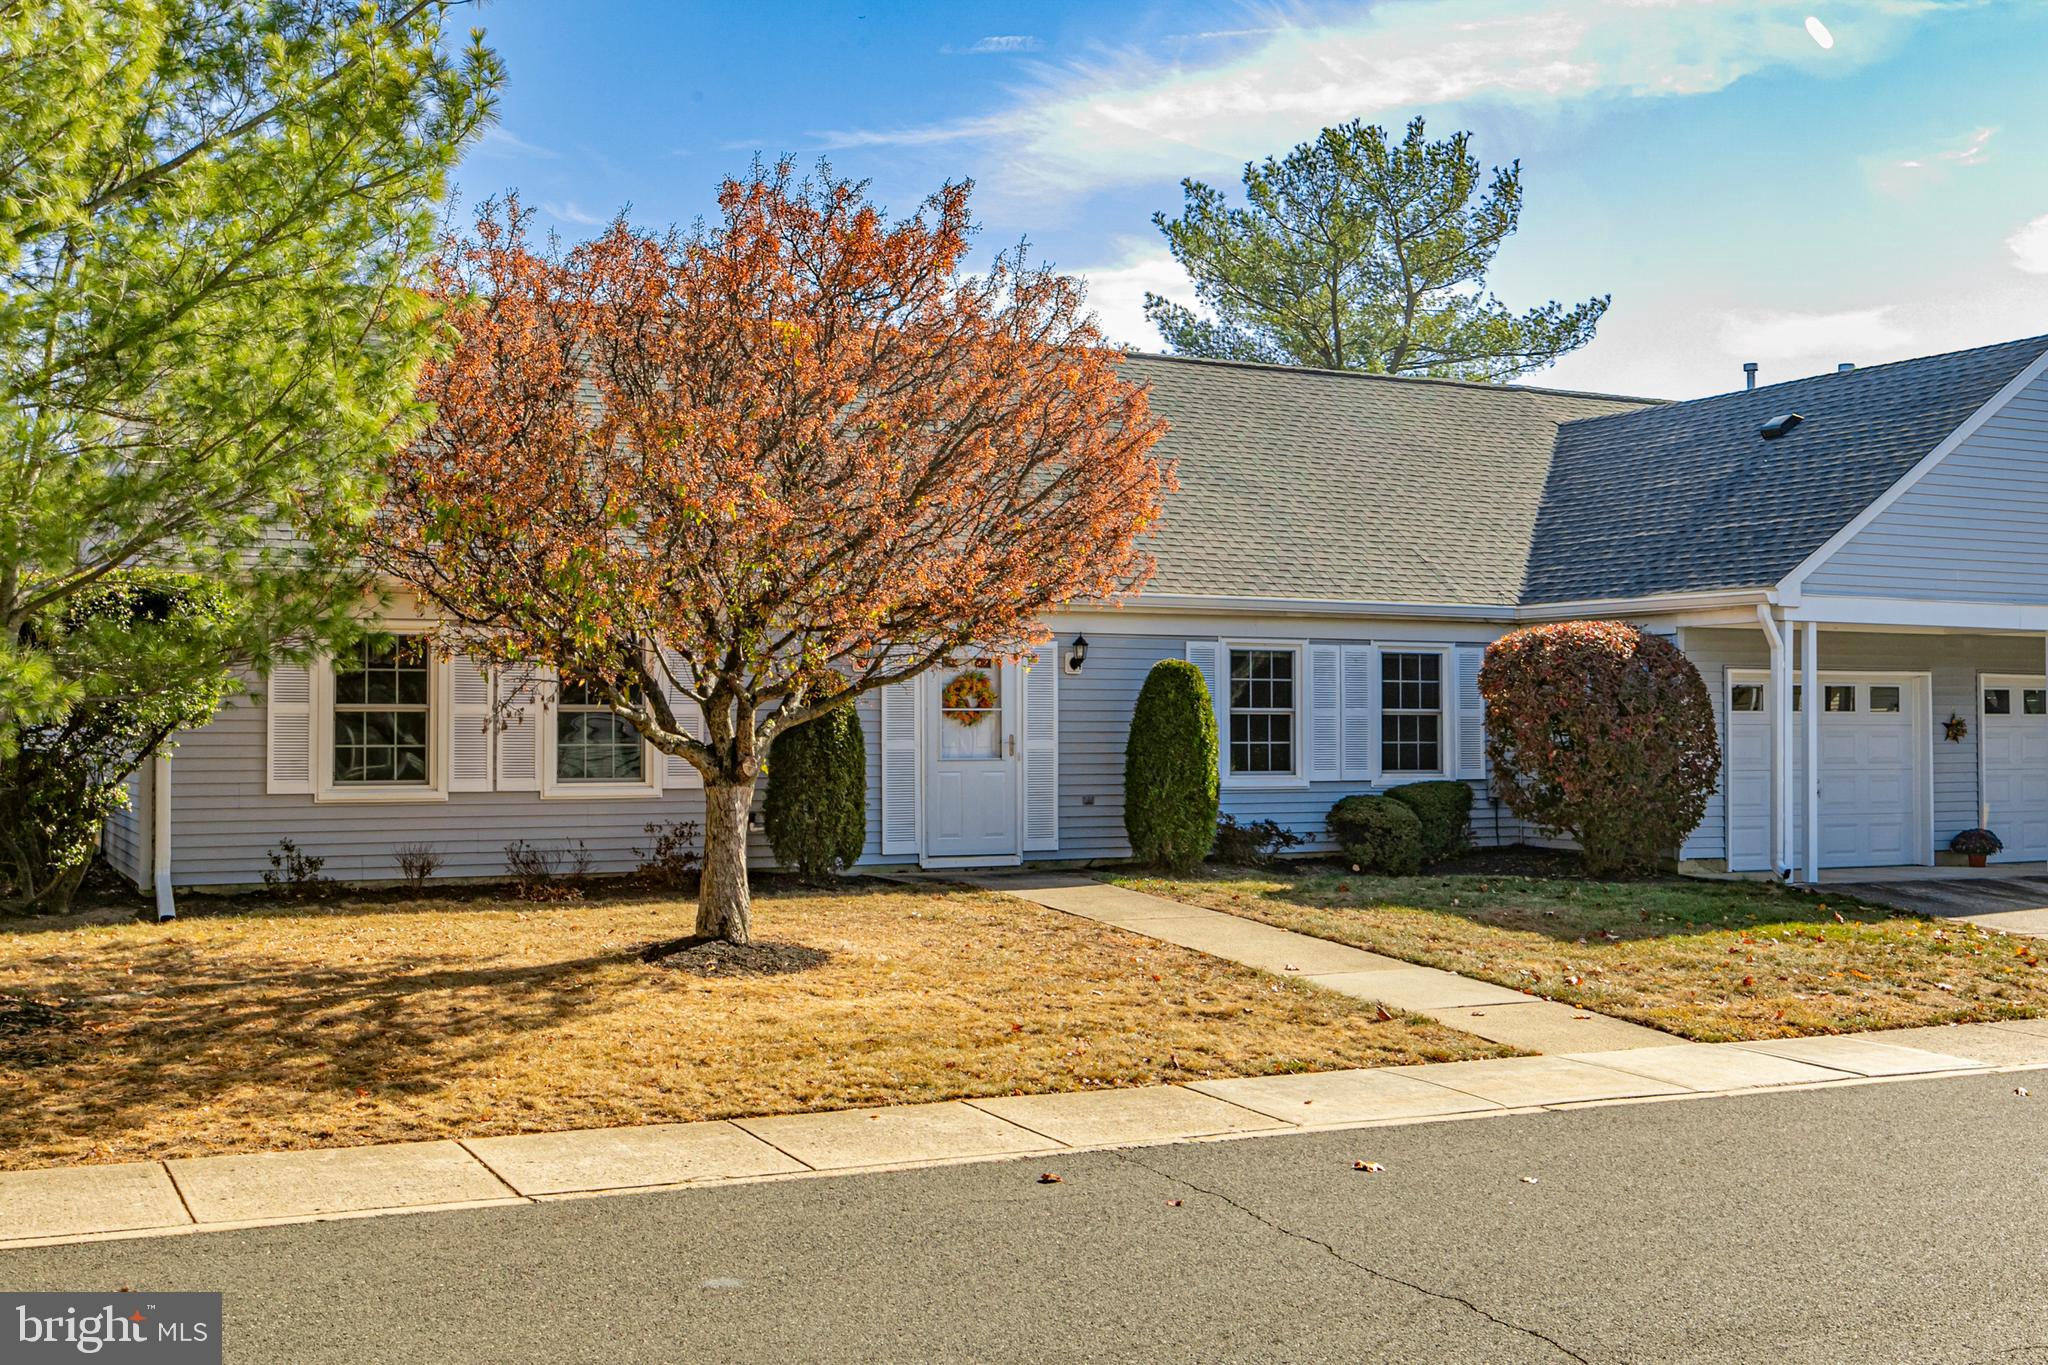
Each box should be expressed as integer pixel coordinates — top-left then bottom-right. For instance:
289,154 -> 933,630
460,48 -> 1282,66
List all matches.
1479,622 -> 1720,875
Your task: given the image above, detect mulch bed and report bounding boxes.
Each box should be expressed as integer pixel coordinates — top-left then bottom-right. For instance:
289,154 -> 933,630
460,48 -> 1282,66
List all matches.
638,936 -> 832,977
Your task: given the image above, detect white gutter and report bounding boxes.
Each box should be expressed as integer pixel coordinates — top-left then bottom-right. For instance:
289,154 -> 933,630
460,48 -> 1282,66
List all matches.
1065,586 -> 1772,623
151,752 -> 175,922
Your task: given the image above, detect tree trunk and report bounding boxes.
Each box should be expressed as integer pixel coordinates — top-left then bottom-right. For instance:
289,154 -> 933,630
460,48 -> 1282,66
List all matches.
696,778 -> 755,944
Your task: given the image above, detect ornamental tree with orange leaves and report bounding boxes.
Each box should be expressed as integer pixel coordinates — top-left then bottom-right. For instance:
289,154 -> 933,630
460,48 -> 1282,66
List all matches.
374,165 -> 1171,943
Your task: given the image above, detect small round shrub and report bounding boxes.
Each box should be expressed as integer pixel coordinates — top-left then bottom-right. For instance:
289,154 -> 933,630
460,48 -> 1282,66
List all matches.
1480,622 -> 1720,875
1327,795 -> 1423,876
1124,659 -> 1220,872
764,705 -> 867,882
1387,781 -> 1473,866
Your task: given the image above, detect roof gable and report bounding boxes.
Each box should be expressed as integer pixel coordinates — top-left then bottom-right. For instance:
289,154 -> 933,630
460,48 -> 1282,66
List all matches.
1517,335 -> 2048,604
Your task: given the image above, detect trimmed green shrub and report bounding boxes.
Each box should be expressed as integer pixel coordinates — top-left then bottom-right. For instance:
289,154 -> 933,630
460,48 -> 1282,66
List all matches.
1480,622 -> 1720,875
1124,659 -> 1220,872
764,705 -> 867,882
1327,795 -> 1423,876
1387,780 -> 1474,865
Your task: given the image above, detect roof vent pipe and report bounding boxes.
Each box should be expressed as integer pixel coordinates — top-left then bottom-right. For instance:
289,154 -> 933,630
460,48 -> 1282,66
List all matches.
1838,362 -> 1854,372
1743,362 -> 1758,391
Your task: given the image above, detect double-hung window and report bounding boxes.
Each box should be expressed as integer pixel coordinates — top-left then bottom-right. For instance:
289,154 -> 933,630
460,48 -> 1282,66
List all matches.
1380,650 -> 1444,774
1228,647 -> 1297,776
555,678 -> 647,784
332,638 -> 432,786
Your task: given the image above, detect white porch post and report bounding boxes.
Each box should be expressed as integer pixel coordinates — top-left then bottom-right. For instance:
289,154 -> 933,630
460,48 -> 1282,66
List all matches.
1759,605 -> 1790,879
1801,620 -> 1821,885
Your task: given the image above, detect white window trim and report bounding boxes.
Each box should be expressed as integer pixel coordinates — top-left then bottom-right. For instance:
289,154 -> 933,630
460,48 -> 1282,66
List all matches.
1376,642 -> 1452,782
313,629 -> 451,804
1221,639 -> 1309,790
538,679 -> 663,801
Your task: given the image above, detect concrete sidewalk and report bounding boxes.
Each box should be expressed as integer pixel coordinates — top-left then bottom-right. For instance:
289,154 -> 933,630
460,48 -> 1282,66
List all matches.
4,1022 -> 2037,1251
961,870 -> 1679,1053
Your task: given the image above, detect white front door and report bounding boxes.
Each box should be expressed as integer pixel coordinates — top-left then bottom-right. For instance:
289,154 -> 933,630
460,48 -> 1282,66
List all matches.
1727,673 -> 1926,871
923,659 -> 1019,861
1980,676 -> 2048,861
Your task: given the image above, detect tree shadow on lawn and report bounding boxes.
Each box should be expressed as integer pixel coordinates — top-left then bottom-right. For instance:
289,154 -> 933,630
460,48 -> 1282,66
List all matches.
1204,861 -> 1915,947
0,919 -> 655,1166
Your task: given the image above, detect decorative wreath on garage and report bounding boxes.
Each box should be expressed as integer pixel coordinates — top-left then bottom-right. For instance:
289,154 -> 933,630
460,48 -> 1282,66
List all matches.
941,669 -> 997,725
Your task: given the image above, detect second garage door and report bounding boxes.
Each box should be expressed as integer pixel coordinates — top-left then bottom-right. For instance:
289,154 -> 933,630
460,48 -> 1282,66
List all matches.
1727,674 -> 1926,872
1980,675 -> 2048,862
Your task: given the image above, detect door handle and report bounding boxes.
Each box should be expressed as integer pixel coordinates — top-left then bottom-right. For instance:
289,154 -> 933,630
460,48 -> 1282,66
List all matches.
1007,734 -> 1016,756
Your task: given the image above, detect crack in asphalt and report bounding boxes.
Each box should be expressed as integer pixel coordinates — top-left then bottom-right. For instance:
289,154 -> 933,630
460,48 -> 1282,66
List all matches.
1111,1148 -> 1593,1365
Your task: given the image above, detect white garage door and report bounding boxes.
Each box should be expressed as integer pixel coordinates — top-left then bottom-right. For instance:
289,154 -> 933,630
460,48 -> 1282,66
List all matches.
1980,676 -> 2048,862
1727,674 -> 1924,872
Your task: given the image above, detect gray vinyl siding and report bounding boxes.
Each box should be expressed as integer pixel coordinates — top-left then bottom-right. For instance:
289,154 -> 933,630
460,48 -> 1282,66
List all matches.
102,769 -> 147,888
164,690 -> 896,889
1803,366 -> 2048,600
1677,627 -> 2045,862
1054,630 -> 1502,862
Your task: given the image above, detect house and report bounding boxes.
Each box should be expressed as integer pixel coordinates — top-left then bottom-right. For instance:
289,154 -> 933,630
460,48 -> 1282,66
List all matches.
102,332 -> 2048,906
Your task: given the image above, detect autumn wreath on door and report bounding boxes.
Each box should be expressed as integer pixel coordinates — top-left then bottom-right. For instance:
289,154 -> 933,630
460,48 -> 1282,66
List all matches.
941,668 -> 998,725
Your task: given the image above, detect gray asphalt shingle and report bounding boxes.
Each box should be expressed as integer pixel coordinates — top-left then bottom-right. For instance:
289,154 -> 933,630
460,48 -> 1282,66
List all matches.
1121,335 -> 2048,608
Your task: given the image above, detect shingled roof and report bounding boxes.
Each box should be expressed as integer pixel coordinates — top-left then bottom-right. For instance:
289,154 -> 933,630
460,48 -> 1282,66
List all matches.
1121,353 -> 1651,606
1522,334 -> 2048,603
1122,334 -> 2048,609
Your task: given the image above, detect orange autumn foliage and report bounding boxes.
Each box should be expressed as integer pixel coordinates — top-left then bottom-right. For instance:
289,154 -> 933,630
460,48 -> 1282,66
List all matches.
372,162 -> 1171,939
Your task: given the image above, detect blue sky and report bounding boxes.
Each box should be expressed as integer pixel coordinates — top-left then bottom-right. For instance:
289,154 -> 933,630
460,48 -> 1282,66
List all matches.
459,0 -> 2048,398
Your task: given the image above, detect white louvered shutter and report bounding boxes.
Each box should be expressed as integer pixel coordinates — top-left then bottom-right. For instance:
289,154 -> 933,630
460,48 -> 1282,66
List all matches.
657,648 -> 704,790
1455,643 -> 1487,779
448,653 -> 494,791
1340,645 -> 1375,781
1020,650 -> 1059,851
1184,641 -> 1226,754
1307,644 -> 1341,781
495,663 -> 544,791
879,678 -> 920,855
265,660 -> 315,794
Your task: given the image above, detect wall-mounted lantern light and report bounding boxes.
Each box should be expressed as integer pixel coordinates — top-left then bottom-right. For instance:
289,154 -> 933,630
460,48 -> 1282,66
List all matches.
1063,634 -> 1089,676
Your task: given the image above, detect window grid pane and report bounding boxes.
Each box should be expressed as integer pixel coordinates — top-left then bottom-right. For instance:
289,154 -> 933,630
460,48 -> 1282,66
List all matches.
333,639 -> 431,785
1380,651 -> 1443,773
1227,648 -> 1295,775
557,700 -> 645,782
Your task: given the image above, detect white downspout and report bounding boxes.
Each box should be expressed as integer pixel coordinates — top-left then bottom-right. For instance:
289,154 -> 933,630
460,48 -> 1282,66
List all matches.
1802,620 -> 1821,885
1757,605 -> 1789,880
151,752 -> 175,922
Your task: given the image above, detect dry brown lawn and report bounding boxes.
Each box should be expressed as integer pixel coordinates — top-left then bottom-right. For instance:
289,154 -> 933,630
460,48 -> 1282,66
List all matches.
0,880 -> 1503,1170
1116,867 -> 2048,1042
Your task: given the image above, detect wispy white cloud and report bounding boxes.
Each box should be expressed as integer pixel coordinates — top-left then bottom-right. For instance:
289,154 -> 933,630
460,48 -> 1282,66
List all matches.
829,0 -> 1941,194
540,200 -> 608,228
2008,213 -> 2048,274
959,34 -> 1042,54
1071,242 -> 1196,349
1716,306 -> 1914,363
1872,124 -> 1998,194
477,126 -> 561,161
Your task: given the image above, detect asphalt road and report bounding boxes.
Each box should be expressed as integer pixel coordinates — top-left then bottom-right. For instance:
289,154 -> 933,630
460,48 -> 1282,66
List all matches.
5,1073 -> 2047,1364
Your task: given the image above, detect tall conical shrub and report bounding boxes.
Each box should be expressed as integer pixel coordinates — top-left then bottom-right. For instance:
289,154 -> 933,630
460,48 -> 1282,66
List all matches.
764,706 -> 868,881
1124,659 -> 1220,871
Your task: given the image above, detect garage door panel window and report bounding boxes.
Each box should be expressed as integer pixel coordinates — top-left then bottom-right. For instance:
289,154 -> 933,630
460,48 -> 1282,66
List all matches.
1869,686 -> 1901,714
1987,689 -> 2013,716
1730,684 -> 1764,712
1822,685 -> 1855,713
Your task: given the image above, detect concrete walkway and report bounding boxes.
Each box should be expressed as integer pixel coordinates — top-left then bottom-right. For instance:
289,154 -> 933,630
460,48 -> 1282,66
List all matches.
1844,874 -> 2048,938
5,1022 -> 2038,1251
962,871 -> 1679,1053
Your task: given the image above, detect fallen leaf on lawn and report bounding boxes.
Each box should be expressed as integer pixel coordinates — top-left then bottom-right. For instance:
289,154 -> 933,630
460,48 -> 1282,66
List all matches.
1166,1199 -> 1183,1207
1743,976 -> 1756,987
1375,1006 -> 1396,1022
1038,1173 -> 1063,1184
1353,1161 -> 1385,1173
